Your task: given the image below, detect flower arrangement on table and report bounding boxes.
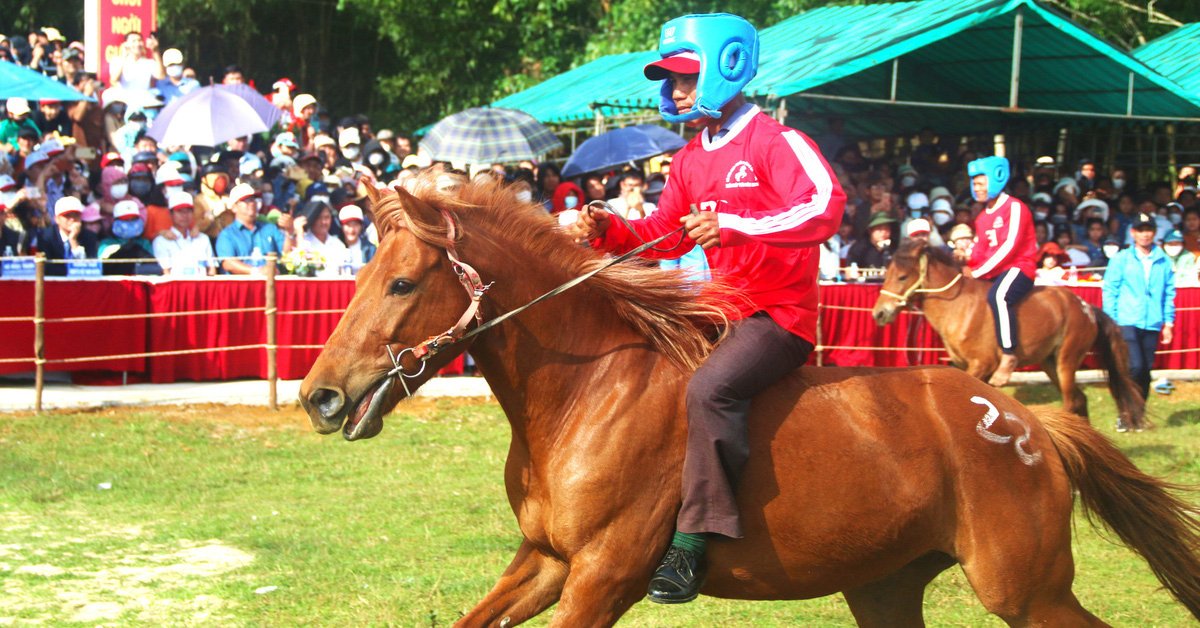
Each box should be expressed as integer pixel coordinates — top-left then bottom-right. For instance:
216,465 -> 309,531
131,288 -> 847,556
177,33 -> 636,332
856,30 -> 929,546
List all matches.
281,248 -> 327,277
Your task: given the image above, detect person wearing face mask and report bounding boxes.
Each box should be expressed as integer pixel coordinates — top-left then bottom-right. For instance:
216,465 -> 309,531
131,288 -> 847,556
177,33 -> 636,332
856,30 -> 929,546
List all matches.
336,205 -> 375,275
550,181 -> 583,215
1103,213 -> 1176,430
0,98 -> 40,152
1162,229 -> 1197,283
154,48 -> 199,106
1101,235 -> 1122,262
98,200 -> 159,275
337,128 -> 363,168
896,164 -> 918,191
85,165 -> 145,232
112,108 -> 150,162
1110,168 -> 1129,193
195,163 -> 233,238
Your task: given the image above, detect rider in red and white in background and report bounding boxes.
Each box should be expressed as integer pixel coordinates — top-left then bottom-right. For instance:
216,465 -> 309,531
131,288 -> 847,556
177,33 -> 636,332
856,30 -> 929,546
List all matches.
567,13 -> 845,605
961,156 -> 1038,387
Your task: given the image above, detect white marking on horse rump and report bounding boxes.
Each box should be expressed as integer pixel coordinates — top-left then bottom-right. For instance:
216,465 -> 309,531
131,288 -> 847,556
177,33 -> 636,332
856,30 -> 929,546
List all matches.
970,396 -> 1041,465
1078,295 -> 1096,323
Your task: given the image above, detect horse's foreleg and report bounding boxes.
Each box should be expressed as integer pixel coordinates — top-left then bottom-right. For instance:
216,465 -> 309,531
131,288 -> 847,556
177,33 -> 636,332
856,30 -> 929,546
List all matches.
454,540 -> 568,628
965,359 -> 995,381
543,538 -> 663,628
842,551 -> 956,628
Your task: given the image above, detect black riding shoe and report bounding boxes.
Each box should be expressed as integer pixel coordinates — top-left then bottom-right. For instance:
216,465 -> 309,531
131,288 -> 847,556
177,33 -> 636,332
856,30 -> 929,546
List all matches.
646,546 -> 707,604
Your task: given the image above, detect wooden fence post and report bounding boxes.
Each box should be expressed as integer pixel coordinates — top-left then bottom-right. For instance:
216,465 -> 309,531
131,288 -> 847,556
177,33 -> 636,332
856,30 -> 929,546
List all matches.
266,253 -> 278,410
34,254 -> 45,412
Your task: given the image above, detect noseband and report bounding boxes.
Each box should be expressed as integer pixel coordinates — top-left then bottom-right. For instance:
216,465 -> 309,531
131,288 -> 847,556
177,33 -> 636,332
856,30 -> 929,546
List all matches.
878,253 -> 963,308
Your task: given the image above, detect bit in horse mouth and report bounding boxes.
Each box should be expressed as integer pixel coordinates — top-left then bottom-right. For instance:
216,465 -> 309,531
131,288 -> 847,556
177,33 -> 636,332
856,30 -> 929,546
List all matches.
344,378 -> 392,441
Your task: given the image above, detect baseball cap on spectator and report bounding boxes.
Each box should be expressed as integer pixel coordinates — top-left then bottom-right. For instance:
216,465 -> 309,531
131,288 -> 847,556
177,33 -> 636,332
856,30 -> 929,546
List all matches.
339,128 -> 361,148
6,97 -> 30,116
376,129 -> 395,141
906,192 -> 930,210
240,154 -> 263,177
897,164 -> 917,178
24,149 -> 48,170
1131,212 -> 1157,231
101,152 -> 124,169
228,183 -> 259,204
114,200 -> 140,220
339,205 -> 364,223
81,205 -> 102,223
1053,177 -> 1079,196
40,137 -> 65,157
401,153 -> 431,169
1076,198 -> 1109,221
313,134 -> 335,149
644,51 -> 701,80
0,174 -> 15,192
63,47 -> 81,61
906,218 -> 931,237
132,151 -> 157,165
56,196 -> 83,216
270,155 -> 297,169
155,163 -> 184,186
273,78 -> 296,93
1033,191 -> 1053,204
274,132 -> 299,149
168,191 -> 194,211
41,27 -> 64,42
162,48 -> 184,67
1165,229 -> 1183,244
293,94 -> 316,115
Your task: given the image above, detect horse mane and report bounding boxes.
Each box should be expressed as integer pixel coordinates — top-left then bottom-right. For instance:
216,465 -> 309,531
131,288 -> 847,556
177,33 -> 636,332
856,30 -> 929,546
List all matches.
895,237 -> 961,271
370,174 -> 741,372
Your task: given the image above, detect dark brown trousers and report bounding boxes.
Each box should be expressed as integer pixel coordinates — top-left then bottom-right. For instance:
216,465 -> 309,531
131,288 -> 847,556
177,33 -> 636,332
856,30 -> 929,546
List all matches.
677,311 -> 814,539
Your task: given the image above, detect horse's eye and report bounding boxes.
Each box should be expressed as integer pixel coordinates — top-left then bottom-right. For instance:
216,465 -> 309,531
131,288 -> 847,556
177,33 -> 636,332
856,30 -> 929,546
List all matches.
389,279 -> 415,296
898,275 -> 908,282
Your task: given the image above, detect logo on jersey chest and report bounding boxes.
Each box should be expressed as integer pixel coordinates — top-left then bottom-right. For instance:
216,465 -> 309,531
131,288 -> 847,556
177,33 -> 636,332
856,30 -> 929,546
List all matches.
992,216 -> 1005,230
725,161 -> 759,189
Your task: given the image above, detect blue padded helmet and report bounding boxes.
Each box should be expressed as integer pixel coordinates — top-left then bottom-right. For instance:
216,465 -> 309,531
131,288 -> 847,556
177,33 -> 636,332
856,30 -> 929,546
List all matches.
649,13 -> 759,124
967,156 -> 1010,201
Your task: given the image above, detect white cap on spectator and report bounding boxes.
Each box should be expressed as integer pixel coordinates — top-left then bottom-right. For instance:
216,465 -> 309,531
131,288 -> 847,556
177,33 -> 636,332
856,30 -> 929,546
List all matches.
6,97 -> 29,116
338,205 -> 364,223
274,131 -> 298,148
929,186 -> 951,201
339,128 -> 360,147
155,163 -> 184,185
906,192 -> 930,210
313,134 -> 335,149
24,149 -> 48,169
0,174 -> 15,191
228,183 -> 258,204
113,200 -> 140,220
40,137 -> 64,156
1033,191 -> 1053,204
931,198 -> 952,214
55,196 -> 83,216
906,218 -> 931,236
1053,177 -> 1078,196
162,48 -> 184,66
168,191 -> 194,211
292,94 -> 316,115
1078,198 -> 1109,221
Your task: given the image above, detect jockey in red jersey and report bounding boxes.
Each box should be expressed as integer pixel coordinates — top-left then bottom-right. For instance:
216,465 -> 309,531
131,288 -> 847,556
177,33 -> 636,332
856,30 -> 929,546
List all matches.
567,13 -> 846,605
962,156 -> 1038,386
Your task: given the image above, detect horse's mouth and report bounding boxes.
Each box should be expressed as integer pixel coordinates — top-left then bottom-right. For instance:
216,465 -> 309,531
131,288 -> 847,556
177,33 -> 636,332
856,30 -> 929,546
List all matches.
343,378 -> 393,441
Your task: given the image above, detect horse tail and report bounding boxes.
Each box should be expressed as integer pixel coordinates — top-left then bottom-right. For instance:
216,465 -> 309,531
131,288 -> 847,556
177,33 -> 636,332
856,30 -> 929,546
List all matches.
1090,305 -> 1146,428
1036,405 -> 1200,620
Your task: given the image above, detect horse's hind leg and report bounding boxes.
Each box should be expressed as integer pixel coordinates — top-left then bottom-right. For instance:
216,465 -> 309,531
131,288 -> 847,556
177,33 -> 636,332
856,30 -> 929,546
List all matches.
842,551 -> 956,628
1056,356 -> 1088,420
455,541 -> 567,628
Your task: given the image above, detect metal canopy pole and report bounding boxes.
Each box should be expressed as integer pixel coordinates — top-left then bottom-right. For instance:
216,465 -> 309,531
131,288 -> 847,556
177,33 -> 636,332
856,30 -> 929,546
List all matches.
890,58 -> 898,102
1009,7 -> 1023,109
1127,72 -> 1135,117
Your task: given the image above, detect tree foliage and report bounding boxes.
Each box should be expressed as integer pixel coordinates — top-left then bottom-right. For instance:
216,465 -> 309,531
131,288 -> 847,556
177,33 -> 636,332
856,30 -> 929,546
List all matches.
4,0 -> 1198,133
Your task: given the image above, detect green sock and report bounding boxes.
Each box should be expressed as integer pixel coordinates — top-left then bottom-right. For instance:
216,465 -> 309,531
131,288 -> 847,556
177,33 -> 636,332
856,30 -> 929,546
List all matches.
671,531 -> 707,554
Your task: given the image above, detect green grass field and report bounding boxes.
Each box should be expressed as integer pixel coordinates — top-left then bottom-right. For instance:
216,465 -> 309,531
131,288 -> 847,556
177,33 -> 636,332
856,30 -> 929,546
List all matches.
3,382 -> 1200,627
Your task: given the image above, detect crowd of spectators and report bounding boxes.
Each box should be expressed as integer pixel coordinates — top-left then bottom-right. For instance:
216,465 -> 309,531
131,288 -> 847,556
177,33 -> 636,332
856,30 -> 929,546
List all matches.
1,27 -> 1199,289
818,124 -> 1200,286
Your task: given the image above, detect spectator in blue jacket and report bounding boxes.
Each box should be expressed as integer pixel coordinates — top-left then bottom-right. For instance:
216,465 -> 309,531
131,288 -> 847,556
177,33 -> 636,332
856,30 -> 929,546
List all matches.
1102,212 -> 1176,430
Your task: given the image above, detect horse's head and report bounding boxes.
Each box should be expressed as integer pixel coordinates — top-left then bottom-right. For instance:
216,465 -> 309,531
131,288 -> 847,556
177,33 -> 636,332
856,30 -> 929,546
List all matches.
299,180 -> 477,440
873,239 -> 932,326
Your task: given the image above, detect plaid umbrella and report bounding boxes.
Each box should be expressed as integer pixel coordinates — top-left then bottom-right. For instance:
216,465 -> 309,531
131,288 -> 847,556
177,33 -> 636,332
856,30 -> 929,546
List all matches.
419,107 -> 562,165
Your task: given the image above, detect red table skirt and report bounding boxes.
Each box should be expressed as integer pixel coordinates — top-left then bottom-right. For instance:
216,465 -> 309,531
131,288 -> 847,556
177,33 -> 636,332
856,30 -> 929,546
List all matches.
1,278 -> 1196,382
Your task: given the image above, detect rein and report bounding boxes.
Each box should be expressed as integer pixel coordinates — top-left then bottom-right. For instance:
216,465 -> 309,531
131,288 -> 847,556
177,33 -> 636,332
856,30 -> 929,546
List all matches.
878,253 -> 963,308
383,206 -> 690,396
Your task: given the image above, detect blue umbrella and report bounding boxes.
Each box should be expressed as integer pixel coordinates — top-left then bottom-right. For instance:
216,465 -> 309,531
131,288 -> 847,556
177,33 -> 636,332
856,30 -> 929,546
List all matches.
146,85 -> 272,147
561,125 -> 687,178
419,107 -> 562,165
0,61 -> 94,102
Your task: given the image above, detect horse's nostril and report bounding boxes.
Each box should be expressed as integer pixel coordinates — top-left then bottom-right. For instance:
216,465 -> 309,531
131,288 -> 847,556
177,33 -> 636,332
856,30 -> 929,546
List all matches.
309,387 -> 345,419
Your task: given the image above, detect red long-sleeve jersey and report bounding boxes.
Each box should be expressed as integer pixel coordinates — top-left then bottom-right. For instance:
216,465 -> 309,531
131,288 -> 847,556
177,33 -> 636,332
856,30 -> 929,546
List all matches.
968,193 -> 1038,280
594,107 -> 846,343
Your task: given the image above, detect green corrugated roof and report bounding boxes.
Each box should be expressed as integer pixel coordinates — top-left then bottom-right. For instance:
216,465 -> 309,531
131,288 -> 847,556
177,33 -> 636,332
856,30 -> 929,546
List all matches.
490,0 -> 1200,131
1134,23 -> 1200,96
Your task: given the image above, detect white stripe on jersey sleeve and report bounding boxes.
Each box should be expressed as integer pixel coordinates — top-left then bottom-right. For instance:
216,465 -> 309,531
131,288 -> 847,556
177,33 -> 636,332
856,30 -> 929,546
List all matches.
717,130 -> 834,236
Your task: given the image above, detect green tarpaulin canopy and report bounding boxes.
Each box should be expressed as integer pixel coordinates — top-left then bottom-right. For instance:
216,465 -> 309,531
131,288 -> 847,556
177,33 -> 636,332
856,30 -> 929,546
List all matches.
1134,23 -> 1200,98
491,0 -> 1200,138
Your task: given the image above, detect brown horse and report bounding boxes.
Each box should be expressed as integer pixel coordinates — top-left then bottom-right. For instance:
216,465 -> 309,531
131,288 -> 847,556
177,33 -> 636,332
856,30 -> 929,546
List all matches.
300,180 -> 1200,627
872,240 -> 1145,428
